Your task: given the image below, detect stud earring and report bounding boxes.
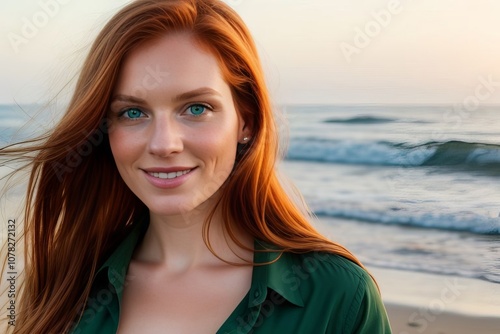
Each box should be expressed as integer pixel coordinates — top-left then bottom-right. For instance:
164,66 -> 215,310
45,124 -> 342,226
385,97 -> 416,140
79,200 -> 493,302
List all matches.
243,137 -> 249,142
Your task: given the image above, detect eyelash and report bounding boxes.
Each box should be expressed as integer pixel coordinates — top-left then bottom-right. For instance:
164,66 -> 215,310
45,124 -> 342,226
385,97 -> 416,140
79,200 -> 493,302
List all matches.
186,103 -> 212,117
116,103 -> 213,120
117,107 -> 144,120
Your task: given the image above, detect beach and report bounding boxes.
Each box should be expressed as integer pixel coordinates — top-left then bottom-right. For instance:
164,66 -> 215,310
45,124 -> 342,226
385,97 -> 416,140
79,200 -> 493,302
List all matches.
386,303 -> 500,334
315,219 -> 500,333
314,219 -> 500,334
376,268 -> 500,334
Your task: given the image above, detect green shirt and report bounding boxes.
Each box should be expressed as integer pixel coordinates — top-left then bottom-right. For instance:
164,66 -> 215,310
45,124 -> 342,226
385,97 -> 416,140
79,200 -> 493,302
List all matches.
71,222 -> 392,333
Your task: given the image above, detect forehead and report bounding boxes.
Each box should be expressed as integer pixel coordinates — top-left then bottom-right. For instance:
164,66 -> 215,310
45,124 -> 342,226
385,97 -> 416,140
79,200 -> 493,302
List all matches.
114,32 -> 228,94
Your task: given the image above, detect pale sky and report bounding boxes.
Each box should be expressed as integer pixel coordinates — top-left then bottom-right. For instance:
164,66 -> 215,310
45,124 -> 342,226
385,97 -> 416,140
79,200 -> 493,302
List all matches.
1,0 -> 499,105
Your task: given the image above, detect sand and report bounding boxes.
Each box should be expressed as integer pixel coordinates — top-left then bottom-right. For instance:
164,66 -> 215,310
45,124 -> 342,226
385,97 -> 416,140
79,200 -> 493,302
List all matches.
371,267 -> 500,333
386,303 -> 500,334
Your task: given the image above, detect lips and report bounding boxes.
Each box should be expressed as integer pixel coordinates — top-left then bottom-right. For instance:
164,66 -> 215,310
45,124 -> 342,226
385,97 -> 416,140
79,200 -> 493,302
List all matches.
141,167 -> 196,189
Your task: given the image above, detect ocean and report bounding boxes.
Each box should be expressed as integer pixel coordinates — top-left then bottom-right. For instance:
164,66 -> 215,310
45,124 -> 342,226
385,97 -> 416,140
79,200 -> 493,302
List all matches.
1,103 -> 500,284
280,104 -> 500,284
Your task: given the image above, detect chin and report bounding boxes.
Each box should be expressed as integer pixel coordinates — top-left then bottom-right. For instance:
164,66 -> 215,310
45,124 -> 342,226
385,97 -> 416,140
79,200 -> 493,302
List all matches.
145,197 -> 217,221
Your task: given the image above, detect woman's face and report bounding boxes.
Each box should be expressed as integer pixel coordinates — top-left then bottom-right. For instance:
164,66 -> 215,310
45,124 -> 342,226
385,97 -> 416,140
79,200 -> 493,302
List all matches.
108,32 -> 248,218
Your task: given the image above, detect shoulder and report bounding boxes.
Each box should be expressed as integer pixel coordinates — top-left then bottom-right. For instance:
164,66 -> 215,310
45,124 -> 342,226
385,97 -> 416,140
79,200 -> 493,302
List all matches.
283,251 -> 373,293
283,251 -> 391,333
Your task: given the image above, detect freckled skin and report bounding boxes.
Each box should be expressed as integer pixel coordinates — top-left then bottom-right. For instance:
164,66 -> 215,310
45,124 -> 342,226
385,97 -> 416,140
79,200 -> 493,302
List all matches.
109,32 -> 254,334
108,32 -> 246,220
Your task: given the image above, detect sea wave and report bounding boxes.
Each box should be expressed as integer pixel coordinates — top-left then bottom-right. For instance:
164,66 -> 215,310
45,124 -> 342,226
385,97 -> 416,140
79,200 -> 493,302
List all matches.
286,139 -> 500,168
366,260 -> 500,284
322,115 -> 431,124
314,206 -> 500,235
323,116 -> 396,124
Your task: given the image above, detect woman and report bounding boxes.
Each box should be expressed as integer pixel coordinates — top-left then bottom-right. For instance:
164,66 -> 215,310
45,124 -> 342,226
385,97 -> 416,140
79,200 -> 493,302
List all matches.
1,0 -> 391,333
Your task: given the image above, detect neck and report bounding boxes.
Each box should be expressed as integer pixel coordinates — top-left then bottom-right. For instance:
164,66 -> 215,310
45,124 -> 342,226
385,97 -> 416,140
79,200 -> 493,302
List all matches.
133,206 -> 253,273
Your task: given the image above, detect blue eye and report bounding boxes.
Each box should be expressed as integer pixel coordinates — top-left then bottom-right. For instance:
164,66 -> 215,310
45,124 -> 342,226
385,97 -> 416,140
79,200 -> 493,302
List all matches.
123,108 -> 143,119
188,104 -> 207,116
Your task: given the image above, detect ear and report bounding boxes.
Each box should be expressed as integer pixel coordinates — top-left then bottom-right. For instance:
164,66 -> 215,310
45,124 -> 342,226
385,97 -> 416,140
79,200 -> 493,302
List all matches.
237,115 -> 252,144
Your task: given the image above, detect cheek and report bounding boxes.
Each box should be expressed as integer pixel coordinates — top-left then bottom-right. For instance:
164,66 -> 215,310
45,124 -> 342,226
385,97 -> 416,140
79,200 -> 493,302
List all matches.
108,128 -> 137,169
196,123 -> 239,170
209,122 -> 239,154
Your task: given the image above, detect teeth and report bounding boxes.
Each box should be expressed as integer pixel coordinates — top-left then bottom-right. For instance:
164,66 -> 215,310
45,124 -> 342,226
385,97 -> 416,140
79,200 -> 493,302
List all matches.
149,169 -> 191,179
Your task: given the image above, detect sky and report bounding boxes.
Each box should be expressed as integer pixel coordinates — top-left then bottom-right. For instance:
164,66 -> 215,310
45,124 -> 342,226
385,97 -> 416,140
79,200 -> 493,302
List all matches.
1,0 -> 500,105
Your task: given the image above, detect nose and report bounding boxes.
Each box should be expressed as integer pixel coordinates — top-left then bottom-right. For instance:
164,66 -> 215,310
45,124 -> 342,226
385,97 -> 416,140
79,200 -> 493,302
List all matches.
147,115 -> 183,157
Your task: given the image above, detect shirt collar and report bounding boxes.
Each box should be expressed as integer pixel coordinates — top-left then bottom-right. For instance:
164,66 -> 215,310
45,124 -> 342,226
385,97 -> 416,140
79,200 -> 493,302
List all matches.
248,241 -> 305,307
97,221 -> 148,304
97,222 -> 304,308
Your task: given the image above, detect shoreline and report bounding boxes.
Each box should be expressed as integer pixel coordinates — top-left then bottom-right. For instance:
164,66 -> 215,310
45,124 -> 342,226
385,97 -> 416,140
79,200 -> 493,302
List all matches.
312,216 -> 500,333
370,267 -> 500,333
385,302 -> 500,334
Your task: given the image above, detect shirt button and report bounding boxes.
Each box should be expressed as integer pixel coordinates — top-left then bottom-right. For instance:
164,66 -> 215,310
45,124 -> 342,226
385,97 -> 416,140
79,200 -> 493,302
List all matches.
254,290 -> 260,298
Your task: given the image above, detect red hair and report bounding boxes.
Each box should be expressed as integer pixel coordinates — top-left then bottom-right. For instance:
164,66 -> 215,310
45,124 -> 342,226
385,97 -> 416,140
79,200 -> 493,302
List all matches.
1,1 -> 367,332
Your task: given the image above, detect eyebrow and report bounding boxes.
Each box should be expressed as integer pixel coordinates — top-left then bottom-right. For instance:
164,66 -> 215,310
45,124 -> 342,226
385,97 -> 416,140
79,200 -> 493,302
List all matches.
172,87 -> 222,102
111,87 -> 222,105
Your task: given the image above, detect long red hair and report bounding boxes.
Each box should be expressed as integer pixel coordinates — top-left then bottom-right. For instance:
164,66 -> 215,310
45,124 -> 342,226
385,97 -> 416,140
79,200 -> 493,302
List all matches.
1,1 -> 367,333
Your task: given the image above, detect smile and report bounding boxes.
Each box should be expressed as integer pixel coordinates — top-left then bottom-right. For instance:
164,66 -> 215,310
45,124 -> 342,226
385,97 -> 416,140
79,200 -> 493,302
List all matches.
148,169 -> 192,179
